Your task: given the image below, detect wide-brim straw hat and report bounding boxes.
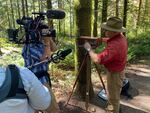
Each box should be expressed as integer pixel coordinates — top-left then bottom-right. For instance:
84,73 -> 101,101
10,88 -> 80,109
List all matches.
101,17 -> 126,32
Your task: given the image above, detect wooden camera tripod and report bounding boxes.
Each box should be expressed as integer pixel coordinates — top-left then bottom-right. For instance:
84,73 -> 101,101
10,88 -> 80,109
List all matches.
66,51 -> 107,113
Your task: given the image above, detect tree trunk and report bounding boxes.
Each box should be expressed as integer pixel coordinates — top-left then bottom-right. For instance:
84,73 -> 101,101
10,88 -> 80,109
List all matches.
101,0 -> 108,37
40,0 -> 45,11
38,0 -> 41,12
74,0 -> 94,100
47,0 -> 53,28
123,0 -> 128,36
142,0 -> 149,31
6,0 -> 11,28
137,0 -> 142,28
93,0 -> 98,37
58,0 -> 62,34
63,0 -> 66,36
21,0 -> 26,16
70,0 -> 72,37
116,0 -> 119,17
25,0 -> 29,16
10,0 -> 15,28
136,0 -> 142,35
17,0 -> 21,19
72,0 -> 75,36
32,0 -> 35,13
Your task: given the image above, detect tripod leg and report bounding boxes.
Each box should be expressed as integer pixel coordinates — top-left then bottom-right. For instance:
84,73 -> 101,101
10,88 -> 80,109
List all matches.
66,53 -> 89,105
94,63 -> 110,111
94,63 -> 106,91
85,55 -> 90,112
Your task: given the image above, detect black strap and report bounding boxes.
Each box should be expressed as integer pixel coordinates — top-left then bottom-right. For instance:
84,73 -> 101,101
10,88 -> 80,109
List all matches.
6,65 -> 20,97
34,71 -> 51,87
16,88 -> 26,94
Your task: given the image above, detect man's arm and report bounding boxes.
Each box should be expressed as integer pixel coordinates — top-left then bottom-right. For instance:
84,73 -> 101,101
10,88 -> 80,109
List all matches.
40,37 -> 57,61
84,41 -> 117,65
88,50 -> 100,63
40,37 -> 51,60
20,67 -> 51,110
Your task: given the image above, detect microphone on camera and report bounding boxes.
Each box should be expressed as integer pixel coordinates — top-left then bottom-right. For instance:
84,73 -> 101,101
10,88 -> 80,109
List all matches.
50,48 -> 72,63
58,48 -> 72,60
27,48 -> 72,68
32,10 -> 66,19
46,10 -> 66,19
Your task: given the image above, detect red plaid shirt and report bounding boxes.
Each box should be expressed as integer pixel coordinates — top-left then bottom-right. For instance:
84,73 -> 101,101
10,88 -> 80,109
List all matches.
97,33 -> 128,72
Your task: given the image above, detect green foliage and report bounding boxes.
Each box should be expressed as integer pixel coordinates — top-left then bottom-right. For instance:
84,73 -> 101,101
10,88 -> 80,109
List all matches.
128,32 -> 150,62
0,37 -> 24,67
0,52 -> 24,67
55,36 -> 75,70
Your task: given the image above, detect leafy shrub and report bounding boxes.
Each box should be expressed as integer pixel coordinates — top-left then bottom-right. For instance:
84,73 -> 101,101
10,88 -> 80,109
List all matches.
128,32 -> 150,62
55,37 -> 75,70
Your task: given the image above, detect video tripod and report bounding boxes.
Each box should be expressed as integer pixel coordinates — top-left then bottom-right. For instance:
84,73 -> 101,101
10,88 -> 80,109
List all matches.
66,51 -> 108,113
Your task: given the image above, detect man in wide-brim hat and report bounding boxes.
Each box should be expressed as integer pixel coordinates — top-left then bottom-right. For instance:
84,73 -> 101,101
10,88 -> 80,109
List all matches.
83,17 -> 128,113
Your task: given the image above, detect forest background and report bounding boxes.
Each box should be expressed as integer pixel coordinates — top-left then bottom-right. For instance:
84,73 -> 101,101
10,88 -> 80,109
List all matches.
0,0 -> 150,102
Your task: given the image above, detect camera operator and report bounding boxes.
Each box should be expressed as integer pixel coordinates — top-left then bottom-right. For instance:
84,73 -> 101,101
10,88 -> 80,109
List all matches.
16,10 -> 66,113
22,28 -> 60,113
83,17 -> 127,113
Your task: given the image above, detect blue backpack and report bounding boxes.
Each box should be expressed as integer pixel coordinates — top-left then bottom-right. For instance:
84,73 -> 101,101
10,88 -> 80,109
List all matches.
0,64 -> 27,103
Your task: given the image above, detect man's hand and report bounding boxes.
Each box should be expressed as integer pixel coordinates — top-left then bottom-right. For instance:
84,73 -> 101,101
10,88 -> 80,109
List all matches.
84,42 -> 100,63
84,42 -> 92,52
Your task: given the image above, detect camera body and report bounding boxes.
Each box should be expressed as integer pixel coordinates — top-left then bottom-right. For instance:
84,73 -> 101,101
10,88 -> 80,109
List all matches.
10,12 -> 56,44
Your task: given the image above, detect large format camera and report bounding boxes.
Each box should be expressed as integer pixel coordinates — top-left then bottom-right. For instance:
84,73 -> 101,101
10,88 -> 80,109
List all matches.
8,10 -> 65,44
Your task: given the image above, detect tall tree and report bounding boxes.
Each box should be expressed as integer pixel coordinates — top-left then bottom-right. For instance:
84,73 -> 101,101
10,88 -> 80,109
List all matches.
62,0 -> 66,36
58,0 -> 62,34
32,0 -> 36,13
142,0 -> 149,31
116,0 -> 119,17
6,0 -> 11,28
70,0 -> 72,37
17,0 -> 21,19
74,0 -> 94,100
101,0 -> 108,36
10,0 -> 15,28
93,0 -> 98,37
25,0 -> 29,16
47,0 -> 53,28
136,0 -> 142,35
72,0 -> 75,36
123,0 -> 128,36
38,0 -> 41,12
21,0 -> 26,16
137,0 -> 142,28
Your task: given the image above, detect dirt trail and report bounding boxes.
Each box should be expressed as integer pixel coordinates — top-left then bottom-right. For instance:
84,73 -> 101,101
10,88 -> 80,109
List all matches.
121,62 -> 150,113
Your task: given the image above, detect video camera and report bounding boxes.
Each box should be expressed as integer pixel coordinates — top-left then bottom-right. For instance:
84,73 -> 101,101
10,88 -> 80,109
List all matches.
8,10 -> 65,44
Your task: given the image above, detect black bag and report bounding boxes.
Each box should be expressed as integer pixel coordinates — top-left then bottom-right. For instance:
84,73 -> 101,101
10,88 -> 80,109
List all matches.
0,64 -> 27,103
120,79 -> 132,99
98,79 -> 132,101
